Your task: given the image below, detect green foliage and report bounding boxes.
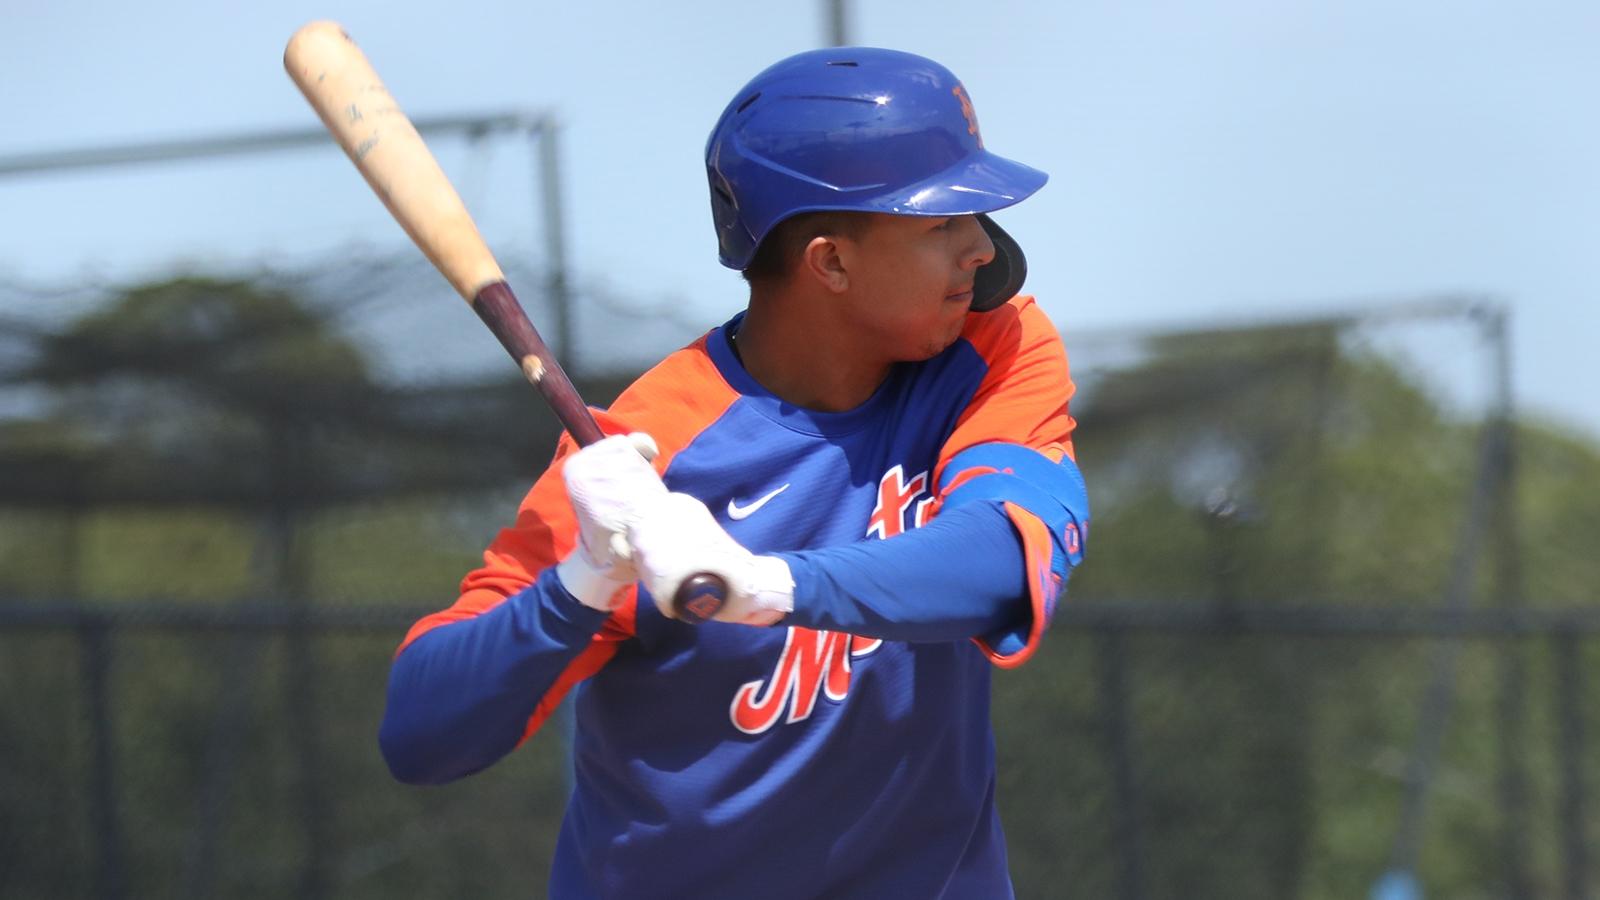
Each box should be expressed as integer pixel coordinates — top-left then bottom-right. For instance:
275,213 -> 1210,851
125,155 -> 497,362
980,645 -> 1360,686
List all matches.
1517,421 -> 1600,603
76,509 -> 257,601
299,496 -> 502,604
49,276 -> 372,388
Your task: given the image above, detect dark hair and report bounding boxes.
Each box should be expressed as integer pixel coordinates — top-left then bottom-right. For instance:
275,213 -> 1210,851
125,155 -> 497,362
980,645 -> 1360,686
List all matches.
741,211 -> 865,286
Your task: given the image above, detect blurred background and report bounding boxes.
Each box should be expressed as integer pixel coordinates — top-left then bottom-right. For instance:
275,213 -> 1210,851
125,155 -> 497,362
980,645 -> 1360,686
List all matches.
2,1 -> 1596,898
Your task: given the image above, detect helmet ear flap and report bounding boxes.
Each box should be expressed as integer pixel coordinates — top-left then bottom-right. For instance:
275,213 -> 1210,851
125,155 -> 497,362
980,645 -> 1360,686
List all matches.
971,214 -> 1028,312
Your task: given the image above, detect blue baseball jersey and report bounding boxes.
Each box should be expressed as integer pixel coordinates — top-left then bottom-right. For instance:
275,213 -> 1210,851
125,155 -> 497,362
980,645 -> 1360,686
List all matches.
382,296 -> 1079,898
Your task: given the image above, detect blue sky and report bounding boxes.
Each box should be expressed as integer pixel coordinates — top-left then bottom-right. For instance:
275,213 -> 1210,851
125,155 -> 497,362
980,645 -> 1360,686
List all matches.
4,1 -> 1597,438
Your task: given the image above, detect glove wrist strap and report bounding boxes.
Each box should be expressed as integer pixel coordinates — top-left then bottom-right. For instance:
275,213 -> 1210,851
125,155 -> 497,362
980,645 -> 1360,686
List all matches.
556,553 -> 628,612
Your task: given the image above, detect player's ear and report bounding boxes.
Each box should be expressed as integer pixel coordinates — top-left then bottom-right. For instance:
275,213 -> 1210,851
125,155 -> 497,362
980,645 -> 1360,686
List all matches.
800,235 -> 849,294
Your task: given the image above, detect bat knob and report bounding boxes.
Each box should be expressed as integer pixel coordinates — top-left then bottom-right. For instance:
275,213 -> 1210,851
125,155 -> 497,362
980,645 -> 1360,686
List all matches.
672,573 -> 729,625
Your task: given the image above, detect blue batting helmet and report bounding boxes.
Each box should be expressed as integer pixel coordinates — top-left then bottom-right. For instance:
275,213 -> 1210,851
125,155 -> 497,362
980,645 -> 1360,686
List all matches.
706,47 -> 1047,310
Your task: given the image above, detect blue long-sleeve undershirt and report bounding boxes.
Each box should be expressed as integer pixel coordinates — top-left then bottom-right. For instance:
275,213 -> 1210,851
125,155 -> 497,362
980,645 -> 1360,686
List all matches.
379,499 -> 1025,785
378,567 -> 606,785
779,499 -> 1026,641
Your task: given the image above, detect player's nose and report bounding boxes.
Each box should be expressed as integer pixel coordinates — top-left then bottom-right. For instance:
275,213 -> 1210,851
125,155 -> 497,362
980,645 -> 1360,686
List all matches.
958,215 -> 995,271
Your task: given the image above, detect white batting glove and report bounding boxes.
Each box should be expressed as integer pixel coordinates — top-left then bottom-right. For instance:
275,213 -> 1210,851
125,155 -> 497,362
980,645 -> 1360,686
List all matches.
555,432 -> 665,610
627,492 -> 794,626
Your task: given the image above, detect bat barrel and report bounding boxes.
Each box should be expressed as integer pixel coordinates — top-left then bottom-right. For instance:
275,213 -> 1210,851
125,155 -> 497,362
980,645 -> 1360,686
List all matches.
284,20 -> 505,303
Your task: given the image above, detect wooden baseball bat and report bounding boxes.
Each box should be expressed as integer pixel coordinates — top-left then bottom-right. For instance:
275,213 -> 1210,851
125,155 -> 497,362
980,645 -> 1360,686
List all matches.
283,21 -> 727,623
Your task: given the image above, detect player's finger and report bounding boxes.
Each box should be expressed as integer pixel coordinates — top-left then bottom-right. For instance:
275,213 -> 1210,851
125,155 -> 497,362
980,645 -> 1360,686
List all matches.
626,432 -> 659,462
609,531 -> 633,564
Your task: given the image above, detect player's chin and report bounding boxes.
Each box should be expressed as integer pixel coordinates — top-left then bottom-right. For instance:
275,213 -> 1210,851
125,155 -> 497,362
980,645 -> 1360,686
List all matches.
917,319 -> 968,359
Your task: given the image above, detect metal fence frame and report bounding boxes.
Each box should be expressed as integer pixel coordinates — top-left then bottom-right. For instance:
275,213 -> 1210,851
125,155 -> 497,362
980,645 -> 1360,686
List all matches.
3,599 -> 1591,900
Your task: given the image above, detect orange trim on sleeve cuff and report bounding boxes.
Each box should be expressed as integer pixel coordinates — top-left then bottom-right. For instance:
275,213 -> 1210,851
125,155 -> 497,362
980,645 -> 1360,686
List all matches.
972,502 -> 1059,669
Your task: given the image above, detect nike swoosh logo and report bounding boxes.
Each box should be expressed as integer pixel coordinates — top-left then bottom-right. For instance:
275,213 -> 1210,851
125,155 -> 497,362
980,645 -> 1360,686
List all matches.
727,483 -> 790,520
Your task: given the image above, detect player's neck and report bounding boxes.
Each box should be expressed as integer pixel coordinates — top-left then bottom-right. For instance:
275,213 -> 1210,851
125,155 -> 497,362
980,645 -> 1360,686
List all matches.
736,291 -> 891,413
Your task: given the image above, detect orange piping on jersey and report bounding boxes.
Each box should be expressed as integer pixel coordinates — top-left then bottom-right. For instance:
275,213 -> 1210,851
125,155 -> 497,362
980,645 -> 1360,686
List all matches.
937,465 -> 1001,498
398,591 -> 518,654
518,642 -> 620,746
514,587 -> 639,745
918,464 -> 1000,523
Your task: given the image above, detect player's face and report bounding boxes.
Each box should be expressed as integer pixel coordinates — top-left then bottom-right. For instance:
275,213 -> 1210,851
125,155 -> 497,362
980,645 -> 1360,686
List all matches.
841,214 -> 996,362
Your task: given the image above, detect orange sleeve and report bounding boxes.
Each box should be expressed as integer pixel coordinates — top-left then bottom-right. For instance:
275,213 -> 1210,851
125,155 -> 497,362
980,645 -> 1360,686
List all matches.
935,295 -> 1077,485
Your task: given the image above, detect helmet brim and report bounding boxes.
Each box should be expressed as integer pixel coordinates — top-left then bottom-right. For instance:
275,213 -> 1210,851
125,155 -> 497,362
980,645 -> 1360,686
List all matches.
723,150 -> 1048,272
866,150 -> 1048,218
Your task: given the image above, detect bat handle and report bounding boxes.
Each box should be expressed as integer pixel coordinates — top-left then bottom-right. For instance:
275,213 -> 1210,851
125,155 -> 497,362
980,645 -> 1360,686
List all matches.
473,281 -> 604,445
672,573 -> 731,624
471,283 -> 731,624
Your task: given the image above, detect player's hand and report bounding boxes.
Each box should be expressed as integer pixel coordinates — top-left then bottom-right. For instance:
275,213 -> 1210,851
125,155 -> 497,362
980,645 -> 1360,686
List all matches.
627,492 -> 794,626
556,432 -> 665,610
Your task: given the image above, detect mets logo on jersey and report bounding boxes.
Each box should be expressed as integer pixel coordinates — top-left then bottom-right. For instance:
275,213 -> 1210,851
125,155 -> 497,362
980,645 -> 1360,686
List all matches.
867,464 -> 934,539
726,465 -> 932,734
730,628 -> 883,734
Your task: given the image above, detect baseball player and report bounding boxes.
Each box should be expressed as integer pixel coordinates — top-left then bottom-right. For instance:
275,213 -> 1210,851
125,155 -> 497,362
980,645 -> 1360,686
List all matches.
380,48 -> 1088,899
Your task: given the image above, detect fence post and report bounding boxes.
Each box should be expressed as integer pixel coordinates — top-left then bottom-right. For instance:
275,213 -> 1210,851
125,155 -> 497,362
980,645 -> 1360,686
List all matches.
1554,634 -> 1590,900
181,632 -> 264,899
80,617 -> 125,900
1483,306 -> 1532,899
1096,629 -> 1147,900
1495,638 -> 1532,899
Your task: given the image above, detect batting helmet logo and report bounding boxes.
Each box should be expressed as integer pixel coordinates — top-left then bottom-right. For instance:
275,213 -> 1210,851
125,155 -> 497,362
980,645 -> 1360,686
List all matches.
951,84 -> 983,147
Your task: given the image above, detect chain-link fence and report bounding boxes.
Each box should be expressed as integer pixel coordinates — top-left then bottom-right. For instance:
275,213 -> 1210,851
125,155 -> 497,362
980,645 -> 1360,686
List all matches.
2,252 -> 1598,897
1,602 -> 1594,899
